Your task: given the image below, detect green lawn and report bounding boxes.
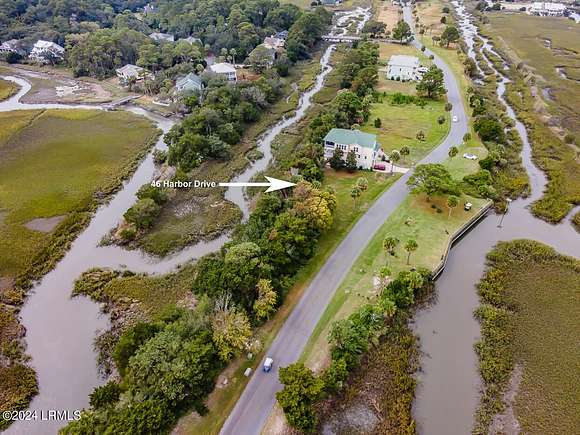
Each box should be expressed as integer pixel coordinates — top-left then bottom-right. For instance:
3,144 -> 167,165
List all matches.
301,191 -> 488,366
362,97 -> 449,165
364,41 -> 449,165
474,240 -> 580,434
0,78 -> 18,102
0,109 -> 158,283
176,169 -> 400,435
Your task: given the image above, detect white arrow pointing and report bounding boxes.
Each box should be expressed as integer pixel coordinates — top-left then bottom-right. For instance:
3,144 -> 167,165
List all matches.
219,176 -> 296,193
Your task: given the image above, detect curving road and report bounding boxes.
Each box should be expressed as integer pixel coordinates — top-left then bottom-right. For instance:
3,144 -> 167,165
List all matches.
220,6 -> 469,435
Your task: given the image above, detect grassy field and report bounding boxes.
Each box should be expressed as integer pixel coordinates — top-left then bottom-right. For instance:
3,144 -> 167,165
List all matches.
0,108 -> 157,430
0,109 -> 158,285
174,168 -> 400,435
301,191 -> 488,367
360,42 -> 450,165
478,13 -> 580,222
474,240 -> 580,434
0,78 -> 18,101
485,13 -> 580,137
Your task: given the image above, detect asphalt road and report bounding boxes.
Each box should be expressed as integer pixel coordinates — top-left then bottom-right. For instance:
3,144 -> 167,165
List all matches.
220,7 -> 468,434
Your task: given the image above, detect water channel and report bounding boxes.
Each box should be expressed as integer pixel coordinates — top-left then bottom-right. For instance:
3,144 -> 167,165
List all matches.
1,8 -> 370,434
410,2 -> 580,434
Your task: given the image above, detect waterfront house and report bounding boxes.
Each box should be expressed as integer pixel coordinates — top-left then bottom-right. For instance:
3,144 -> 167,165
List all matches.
323,128 -> 380,170
116,64 -> 145,84
175,72 -> 203,94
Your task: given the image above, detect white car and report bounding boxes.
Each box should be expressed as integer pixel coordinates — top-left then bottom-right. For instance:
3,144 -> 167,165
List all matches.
463,153 -> 478,160
263,357 -> 274,372
452,115 -> 459,122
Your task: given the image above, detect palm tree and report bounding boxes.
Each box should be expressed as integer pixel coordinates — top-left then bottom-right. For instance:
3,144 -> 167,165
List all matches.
356,177 -> 369,191
389,150 -> 401,174
383,236 -> 399,261
350,185 -> 362,208
400,146 -> 410,163
405,239 -> 418,265
448,146 -> 459,158
406,270 -> 424,290
447,195 -> 459,218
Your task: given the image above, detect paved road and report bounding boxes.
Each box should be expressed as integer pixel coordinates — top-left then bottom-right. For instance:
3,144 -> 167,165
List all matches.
220,7 -> 468,434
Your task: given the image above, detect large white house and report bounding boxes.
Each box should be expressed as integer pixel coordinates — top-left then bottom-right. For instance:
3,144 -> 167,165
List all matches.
209,62 -> 237,81
386,55 -> 421,81
29,40 -> 65,63
529,2 -> 566,16
116,64 -> 146,83
324,128 -> 380,170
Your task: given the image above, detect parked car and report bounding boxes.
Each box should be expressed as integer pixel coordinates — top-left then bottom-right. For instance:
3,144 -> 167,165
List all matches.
374,163 -> 386,171
463,153 -> 478,160
452,115 -> 459,122
464,202 -> 473,211
263,357 -> 274,372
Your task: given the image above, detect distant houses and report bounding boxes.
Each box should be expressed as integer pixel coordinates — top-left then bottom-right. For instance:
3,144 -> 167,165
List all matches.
29,40 -> 65,63
175,72 -> 203,94
529,2 -> 566,16
263,36 -> 285,50
386,55 -> 423,81
116,64 -> 146,84
323,128 -> 380,170
0,39 -> 26,57
209,62 -> 237,81
149,32 -> 175,43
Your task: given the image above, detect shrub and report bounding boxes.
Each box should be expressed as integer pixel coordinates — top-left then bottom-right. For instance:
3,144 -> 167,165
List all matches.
123,198 -> 160,229
89,381 -> 122,409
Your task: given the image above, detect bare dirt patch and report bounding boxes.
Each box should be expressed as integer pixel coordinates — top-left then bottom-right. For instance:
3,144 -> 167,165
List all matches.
489,364 -> 523,435
378,3 -> 402,29
4,66 -> 115,104
24,215 -> 65,233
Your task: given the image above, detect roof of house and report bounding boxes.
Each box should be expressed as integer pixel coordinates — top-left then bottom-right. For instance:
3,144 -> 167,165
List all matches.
116,64 -> 144,76
388,55 -> 420,68
263,36 -> 285,49
176,72 -> 203,90
324,128 -> 378,149
531,2 -> 566,10
32,40 -> 64,52
275,30 -> 289,40
210,62 -> 236,74
149,32 -> 174,42
180,36 -> 202,45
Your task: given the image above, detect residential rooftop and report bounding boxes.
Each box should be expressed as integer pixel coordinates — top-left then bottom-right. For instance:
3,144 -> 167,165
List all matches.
324,128 -> 378,149
387,54 -> 420,68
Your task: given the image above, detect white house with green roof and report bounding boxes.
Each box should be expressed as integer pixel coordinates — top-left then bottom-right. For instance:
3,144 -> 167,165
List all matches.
323,128 -> 380,170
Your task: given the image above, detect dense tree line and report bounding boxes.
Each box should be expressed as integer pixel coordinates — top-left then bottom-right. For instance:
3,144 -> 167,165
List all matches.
0,0 -> 149,43
165,7 -> 331,171
165,75 -> 283,170
63,176 -> 337,433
